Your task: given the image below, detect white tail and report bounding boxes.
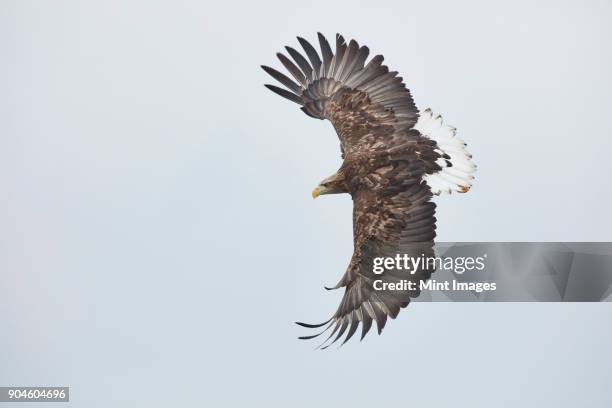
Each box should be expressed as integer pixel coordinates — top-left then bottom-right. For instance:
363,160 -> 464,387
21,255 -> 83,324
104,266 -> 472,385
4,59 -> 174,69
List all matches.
415,108 -> 476,195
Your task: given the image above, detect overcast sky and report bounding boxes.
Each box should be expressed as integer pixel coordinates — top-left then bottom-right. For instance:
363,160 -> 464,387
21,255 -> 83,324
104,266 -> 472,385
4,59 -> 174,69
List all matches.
2,1 -> 612,407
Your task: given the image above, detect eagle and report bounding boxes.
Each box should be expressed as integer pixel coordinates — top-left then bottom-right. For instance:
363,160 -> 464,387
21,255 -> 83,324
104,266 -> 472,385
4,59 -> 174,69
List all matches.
262,33 -> 476,347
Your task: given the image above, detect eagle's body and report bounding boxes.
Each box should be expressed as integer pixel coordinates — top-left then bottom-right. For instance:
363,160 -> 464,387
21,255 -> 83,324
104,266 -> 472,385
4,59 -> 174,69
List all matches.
263,33 -> 475,347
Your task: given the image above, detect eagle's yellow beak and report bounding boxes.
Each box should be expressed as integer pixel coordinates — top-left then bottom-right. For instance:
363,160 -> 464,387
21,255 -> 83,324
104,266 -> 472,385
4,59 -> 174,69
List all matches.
312,186 -> 322,199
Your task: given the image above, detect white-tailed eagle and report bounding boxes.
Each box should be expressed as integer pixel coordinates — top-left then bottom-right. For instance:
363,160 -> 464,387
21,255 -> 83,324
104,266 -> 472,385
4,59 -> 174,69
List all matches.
262,33 -> 476,347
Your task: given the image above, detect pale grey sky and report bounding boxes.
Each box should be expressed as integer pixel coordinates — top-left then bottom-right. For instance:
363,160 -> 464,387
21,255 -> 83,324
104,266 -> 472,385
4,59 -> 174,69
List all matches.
2,1 -> 611,407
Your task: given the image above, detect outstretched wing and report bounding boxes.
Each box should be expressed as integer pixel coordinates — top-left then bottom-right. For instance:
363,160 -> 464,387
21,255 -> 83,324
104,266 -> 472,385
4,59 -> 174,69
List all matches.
297,171 -> 437,347
262,33 -> 419,156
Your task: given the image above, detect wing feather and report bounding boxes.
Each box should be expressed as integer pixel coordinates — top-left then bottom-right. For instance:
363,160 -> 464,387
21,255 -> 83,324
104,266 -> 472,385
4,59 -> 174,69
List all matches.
285,46 -> 313,80
264,84 -> 302,105
317,32 -> 334,76
360,310 -> 373,340
330,34 -> 347,79
297,36 -> 322,79
335,39 -> 359,82
345,55 -> 385,88
260,65 -> 302,94
276,52 -> 307,86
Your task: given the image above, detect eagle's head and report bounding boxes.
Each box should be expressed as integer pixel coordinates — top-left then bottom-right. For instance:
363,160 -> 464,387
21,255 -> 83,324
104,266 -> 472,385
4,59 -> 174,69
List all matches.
312,172 -> 348,199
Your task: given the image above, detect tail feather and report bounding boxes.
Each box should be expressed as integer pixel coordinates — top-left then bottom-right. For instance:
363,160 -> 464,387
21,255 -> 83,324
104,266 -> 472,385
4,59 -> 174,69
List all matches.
415,108 -> 476,195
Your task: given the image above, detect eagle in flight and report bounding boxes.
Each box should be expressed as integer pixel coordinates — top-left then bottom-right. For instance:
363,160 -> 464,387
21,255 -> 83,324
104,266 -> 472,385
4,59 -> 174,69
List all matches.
262,33 -> 476,348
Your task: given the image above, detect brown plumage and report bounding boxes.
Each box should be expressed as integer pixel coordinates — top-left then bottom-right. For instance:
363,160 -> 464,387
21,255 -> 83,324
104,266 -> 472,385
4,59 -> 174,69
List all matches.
262,33 -> 475,347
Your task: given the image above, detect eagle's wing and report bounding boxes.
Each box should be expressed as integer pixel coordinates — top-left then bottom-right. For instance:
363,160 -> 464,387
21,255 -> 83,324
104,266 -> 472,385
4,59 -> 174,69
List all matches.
262,33 -> 419,156
262,33 -> 476,191
297,166 -> 438,347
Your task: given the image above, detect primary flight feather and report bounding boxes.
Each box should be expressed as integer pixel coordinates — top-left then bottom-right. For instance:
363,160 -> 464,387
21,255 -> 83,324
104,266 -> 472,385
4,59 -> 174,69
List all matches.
262,33 -> 476,347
